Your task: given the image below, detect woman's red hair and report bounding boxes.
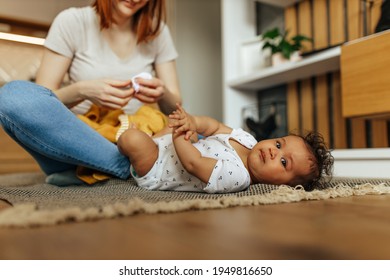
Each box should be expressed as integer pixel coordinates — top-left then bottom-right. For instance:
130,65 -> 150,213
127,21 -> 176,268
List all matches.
92,0 -> 166,44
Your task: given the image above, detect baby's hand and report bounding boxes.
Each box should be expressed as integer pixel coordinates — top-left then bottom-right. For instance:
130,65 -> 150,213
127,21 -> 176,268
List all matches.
169,103 -> 196,140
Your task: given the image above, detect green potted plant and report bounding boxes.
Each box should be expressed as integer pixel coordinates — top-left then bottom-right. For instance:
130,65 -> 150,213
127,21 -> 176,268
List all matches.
261,27 -> 312,66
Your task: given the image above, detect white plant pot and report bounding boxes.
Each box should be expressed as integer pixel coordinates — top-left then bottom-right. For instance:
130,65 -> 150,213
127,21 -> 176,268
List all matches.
240,37 -> 271,74
290,51 -> 302,62
271,53 -> 288,66
271,51 -> 302,66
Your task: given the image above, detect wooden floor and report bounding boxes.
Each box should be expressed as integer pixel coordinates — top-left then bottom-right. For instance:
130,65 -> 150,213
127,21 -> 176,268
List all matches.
1,193 -> 390,260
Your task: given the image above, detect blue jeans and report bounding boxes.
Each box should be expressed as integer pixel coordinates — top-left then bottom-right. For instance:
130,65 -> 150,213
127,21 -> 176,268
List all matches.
0,80 -> 130,179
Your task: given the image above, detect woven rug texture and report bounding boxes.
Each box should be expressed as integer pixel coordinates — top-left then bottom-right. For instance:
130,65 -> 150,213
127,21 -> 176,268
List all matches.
0,172 -> 389,227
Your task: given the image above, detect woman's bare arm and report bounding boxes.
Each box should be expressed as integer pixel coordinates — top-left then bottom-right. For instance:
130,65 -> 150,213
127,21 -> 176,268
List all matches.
36,48 -> 134,109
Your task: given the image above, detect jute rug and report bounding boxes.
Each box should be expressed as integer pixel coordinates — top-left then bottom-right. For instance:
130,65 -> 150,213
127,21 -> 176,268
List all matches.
0,172 -> 389,228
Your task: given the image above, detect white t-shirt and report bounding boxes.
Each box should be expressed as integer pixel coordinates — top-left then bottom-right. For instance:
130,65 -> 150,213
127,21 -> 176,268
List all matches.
44,6 -> 178,115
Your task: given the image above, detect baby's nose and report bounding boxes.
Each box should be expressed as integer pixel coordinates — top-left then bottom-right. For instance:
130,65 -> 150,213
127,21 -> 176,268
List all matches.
269,148 -> 278,159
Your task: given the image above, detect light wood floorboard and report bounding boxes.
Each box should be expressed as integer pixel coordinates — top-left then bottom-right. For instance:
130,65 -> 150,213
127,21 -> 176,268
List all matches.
1,194 -> 390,260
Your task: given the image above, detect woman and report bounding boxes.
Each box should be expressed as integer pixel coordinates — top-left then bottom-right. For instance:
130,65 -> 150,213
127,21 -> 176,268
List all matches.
0,0 -> 181,185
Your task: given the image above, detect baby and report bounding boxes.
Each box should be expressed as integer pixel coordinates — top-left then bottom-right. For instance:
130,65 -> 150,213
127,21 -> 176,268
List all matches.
117,104 -> 333,193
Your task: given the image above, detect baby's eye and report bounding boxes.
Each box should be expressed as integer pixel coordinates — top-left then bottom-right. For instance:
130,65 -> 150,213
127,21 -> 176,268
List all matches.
276,141 -> 281,149
281,158 -> 287,168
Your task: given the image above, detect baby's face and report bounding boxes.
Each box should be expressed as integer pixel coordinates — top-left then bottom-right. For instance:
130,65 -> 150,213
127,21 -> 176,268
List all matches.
247,135 -> 314,186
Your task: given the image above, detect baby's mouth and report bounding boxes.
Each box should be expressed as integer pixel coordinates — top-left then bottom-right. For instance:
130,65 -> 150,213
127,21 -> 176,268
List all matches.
260,149 -> 266,163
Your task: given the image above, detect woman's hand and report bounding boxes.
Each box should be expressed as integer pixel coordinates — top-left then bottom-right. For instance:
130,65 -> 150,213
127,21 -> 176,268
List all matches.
36,49 -> 134,110
133,76 -> 166,104
169,103 -> 197,141
77,79 -> 134,109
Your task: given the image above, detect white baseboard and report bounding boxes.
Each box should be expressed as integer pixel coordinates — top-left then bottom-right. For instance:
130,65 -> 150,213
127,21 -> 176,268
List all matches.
332,148 -> 390,179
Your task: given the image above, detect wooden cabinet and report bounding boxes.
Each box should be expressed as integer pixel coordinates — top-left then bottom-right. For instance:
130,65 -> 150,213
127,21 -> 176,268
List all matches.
341,29 -> 390,119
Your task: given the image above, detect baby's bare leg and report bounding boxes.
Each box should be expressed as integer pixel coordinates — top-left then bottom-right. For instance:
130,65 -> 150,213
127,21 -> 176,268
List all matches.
117,128 -> 158,177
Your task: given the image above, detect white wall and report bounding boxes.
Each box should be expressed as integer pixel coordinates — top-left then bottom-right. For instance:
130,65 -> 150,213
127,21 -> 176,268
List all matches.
174,0 -> 222,120
221,0 -> 258,128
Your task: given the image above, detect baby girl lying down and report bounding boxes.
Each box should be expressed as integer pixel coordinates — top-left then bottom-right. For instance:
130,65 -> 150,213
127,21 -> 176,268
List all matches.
118,104 -> 333,193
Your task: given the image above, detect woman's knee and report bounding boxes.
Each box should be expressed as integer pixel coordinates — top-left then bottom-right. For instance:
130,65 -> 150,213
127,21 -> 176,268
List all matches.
0,81 -> 54,117
0,81 -> 38,112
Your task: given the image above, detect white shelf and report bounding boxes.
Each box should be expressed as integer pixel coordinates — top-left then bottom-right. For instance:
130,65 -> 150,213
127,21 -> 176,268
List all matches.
228,46 -> 341,91
332,148 -> 390,179
256,0 -> 300,8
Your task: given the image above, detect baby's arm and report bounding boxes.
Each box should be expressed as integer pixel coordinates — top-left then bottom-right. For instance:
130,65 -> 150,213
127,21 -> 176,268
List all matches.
173,131 -> 217,182
169,104 -> 231,183
169,104 -> 232,138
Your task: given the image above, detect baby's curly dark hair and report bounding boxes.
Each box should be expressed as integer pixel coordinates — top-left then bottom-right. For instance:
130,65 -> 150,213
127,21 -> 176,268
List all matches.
291,131 -> 334,191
